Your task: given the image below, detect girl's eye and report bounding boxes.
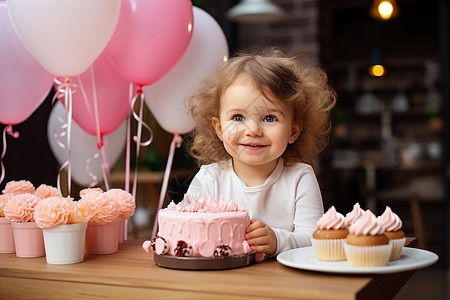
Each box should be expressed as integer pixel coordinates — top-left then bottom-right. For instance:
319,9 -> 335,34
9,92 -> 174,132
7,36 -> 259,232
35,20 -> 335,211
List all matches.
263,115 -> 277,122
232,114 -> 245,122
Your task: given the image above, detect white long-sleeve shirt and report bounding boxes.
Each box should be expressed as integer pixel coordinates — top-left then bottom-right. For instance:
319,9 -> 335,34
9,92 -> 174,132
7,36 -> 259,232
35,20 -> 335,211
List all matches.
186,158 -> 324,256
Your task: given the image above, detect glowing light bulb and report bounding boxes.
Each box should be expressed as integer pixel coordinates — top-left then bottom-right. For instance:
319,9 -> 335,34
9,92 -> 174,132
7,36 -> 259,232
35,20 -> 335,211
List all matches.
378,1 -> 393,20
188,23 -> 192,32
223,56 -> 228,62
369,65 -> 385,77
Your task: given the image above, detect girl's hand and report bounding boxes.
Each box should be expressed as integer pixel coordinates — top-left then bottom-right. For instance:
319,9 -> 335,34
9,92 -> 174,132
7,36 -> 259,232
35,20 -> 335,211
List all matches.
245,219 -> 277,256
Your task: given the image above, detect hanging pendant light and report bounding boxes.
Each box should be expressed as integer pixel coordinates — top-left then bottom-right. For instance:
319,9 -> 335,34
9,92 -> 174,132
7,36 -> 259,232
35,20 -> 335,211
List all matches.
226,0 -> 284,24
370,0 -> 400,21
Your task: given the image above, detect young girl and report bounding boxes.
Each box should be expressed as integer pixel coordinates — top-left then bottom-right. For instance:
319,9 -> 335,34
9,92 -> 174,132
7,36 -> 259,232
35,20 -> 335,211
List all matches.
186,48 -> 336,256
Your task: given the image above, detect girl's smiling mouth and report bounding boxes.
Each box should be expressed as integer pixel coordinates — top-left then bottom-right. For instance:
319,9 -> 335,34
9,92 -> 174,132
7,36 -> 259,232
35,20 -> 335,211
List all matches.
239,143 -> 268,149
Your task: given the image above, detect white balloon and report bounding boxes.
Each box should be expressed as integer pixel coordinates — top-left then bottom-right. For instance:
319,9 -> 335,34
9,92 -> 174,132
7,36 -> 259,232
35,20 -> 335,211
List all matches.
47,102 -> 126,187
7,0 -> 120,77
143,7 -> 229,134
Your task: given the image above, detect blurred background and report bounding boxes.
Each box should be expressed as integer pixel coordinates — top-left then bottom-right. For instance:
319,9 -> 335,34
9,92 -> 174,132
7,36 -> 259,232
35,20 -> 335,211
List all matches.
1,1 -> 448,298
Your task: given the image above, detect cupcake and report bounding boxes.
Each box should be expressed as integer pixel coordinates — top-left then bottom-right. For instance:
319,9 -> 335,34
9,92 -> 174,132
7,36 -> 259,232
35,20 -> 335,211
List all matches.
377,206 -> 405,260
345,203 -> 365,226
344,210 -> 391,267
312,206 -> 348,261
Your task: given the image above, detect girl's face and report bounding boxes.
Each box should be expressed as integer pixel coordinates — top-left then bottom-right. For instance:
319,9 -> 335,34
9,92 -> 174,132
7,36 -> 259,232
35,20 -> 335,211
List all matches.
212,75 -> 301,173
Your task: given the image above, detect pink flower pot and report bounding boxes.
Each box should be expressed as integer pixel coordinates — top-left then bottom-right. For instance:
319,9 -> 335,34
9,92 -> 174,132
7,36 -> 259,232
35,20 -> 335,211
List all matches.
10,222 -> 45,258
118,218 -> 124,243
0,217 -> 15,253
85,219 -> 120,254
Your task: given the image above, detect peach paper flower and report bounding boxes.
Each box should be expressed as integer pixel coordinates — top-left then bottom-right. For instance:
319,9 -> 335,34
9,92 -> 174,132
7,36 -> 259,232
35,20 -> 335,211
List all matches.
2,180 -> 35,196
4,193 -> 40,222
34,196 -> 72,229
80,187 -> 103,199
34,184 -> 60,199
0,194 -> 11,217
104,189 -> 136,218
91,192 -> 120,225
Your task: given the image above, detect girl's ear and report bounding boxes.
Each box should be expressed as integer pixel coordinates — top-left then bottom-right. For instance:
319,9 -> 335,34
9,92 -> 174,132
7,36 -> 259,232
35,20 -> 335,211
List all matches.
212,117 -> 223,141
288,122 -> 302,144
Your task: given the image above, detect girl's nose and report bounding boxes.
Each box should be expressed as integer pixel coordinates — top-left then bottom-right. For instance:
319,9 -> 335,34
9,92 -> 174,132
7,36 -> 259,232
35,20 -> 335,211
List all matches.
245,119 -> 263,136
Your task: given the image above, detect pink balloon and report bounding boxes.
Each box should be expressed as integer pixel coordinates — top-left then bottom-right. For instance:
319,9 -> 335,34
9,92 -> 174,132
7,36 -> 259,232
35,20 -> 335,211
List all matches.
0,2 -> 53,125
104,0 -> 193,86
69,53 -> 131,136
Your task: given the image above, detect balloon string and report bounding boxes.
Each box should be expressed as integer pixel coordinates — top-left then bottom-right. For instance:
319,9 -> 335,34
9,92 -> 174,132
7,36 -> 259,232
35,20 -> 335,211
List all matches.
123,83 -> 134,241
125,83 -> 133,193
152,133 -> 182,239
52,77 -> 76,196
89,66 -> 110,190
130,89 -> 153,199
0,125 -> 19,185
85,152 -> 100,188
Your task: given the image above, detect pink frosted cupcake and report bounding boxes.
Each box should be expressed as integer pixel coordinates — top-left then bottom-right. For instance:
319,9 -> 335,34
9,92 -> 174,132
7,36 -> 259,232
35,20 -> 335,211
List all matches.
344,210 -> 391,267
2,180 -> 35,196
4,193 -> 40,222
312,206 -> 348,261
377,206 -> 405,260
345,203 -> 365,226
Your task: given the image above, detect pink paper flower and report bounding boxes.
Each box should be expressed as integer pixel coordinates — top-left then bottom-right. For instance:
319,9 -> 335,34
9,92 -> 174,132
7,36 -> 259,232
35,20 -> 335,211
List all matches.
2,180 -> 35,196
0,194 -> 11,217
4,193 -> 40,222
34,196 -> 72,229
34,184 -> 60,199
91,192 -> 120,225
104,189 -> 136,219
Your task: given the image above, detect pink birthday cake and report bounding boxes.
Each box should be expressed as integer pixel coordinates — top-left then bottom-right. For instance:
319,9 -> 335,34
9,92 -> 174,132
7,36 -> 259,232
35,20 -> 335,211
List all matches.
144,196 -> 251,259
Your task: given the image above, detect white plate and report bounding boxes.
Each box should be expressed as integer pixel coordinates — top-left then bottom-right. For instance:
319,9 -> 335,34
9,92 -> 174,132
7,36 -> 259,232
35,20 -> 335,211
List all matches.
277,247 -> 438,274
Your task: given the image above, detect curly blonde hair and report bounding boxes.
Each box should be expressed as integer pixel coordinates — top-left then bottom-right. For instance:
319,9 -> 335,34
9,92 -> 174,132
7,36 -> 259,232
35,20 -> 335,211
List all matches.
188,48 -> 336,167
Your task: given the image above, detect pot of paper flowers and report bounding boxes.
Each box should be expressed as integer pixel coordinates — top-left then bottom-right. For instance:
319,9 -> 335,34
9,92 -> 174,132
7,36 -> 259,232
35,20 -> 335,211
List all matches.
80,188 -> 122,254
0,194 -> 15,253
0,181 -> 60,255
4,193 -> 45,258
34,195 -> 90,264
103,189 -> 136,243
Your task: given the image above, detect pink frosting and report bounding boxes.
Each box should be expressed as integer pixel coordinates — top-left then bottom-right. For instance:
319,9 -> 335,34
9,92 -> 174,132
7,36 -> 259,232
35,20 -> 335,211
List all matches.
316,206 -> 347,230
0,194 -> 11,217
34,184 -> 60,199
377,206 -> 402,231
4,193 -> 40,222
34,196 -> 72,228
2,180 -> 35,196
164,195 -> 246,213
104,189 -> 136,218
349,210 -> 385,236
90,192 -> 120,225
345,203 -> 365,225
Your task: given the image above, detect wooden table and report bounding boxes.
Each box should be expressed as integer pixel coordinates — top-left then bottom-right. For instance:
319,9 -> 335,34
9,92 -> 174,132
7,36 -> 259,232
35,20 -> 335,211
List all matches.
0,239 -> 417,300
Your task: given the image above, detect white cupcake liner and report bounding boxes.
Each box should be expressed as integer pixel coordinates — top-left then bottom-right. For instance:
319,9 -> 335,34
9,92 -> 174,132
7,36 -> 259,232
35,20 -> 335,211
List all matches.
344,243 -> 392,267
389,238 -> 406,260
312,238 -> 347,261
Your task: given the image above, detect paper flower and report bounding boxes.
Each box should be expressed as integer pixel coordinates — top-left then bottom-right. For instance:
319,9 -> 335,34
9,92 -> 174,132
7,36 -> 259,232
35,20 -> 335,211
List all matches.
103,189 -> 135,219
4,193 -> 40,222
2,180 -> 35,196
34,184 -> 60,199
